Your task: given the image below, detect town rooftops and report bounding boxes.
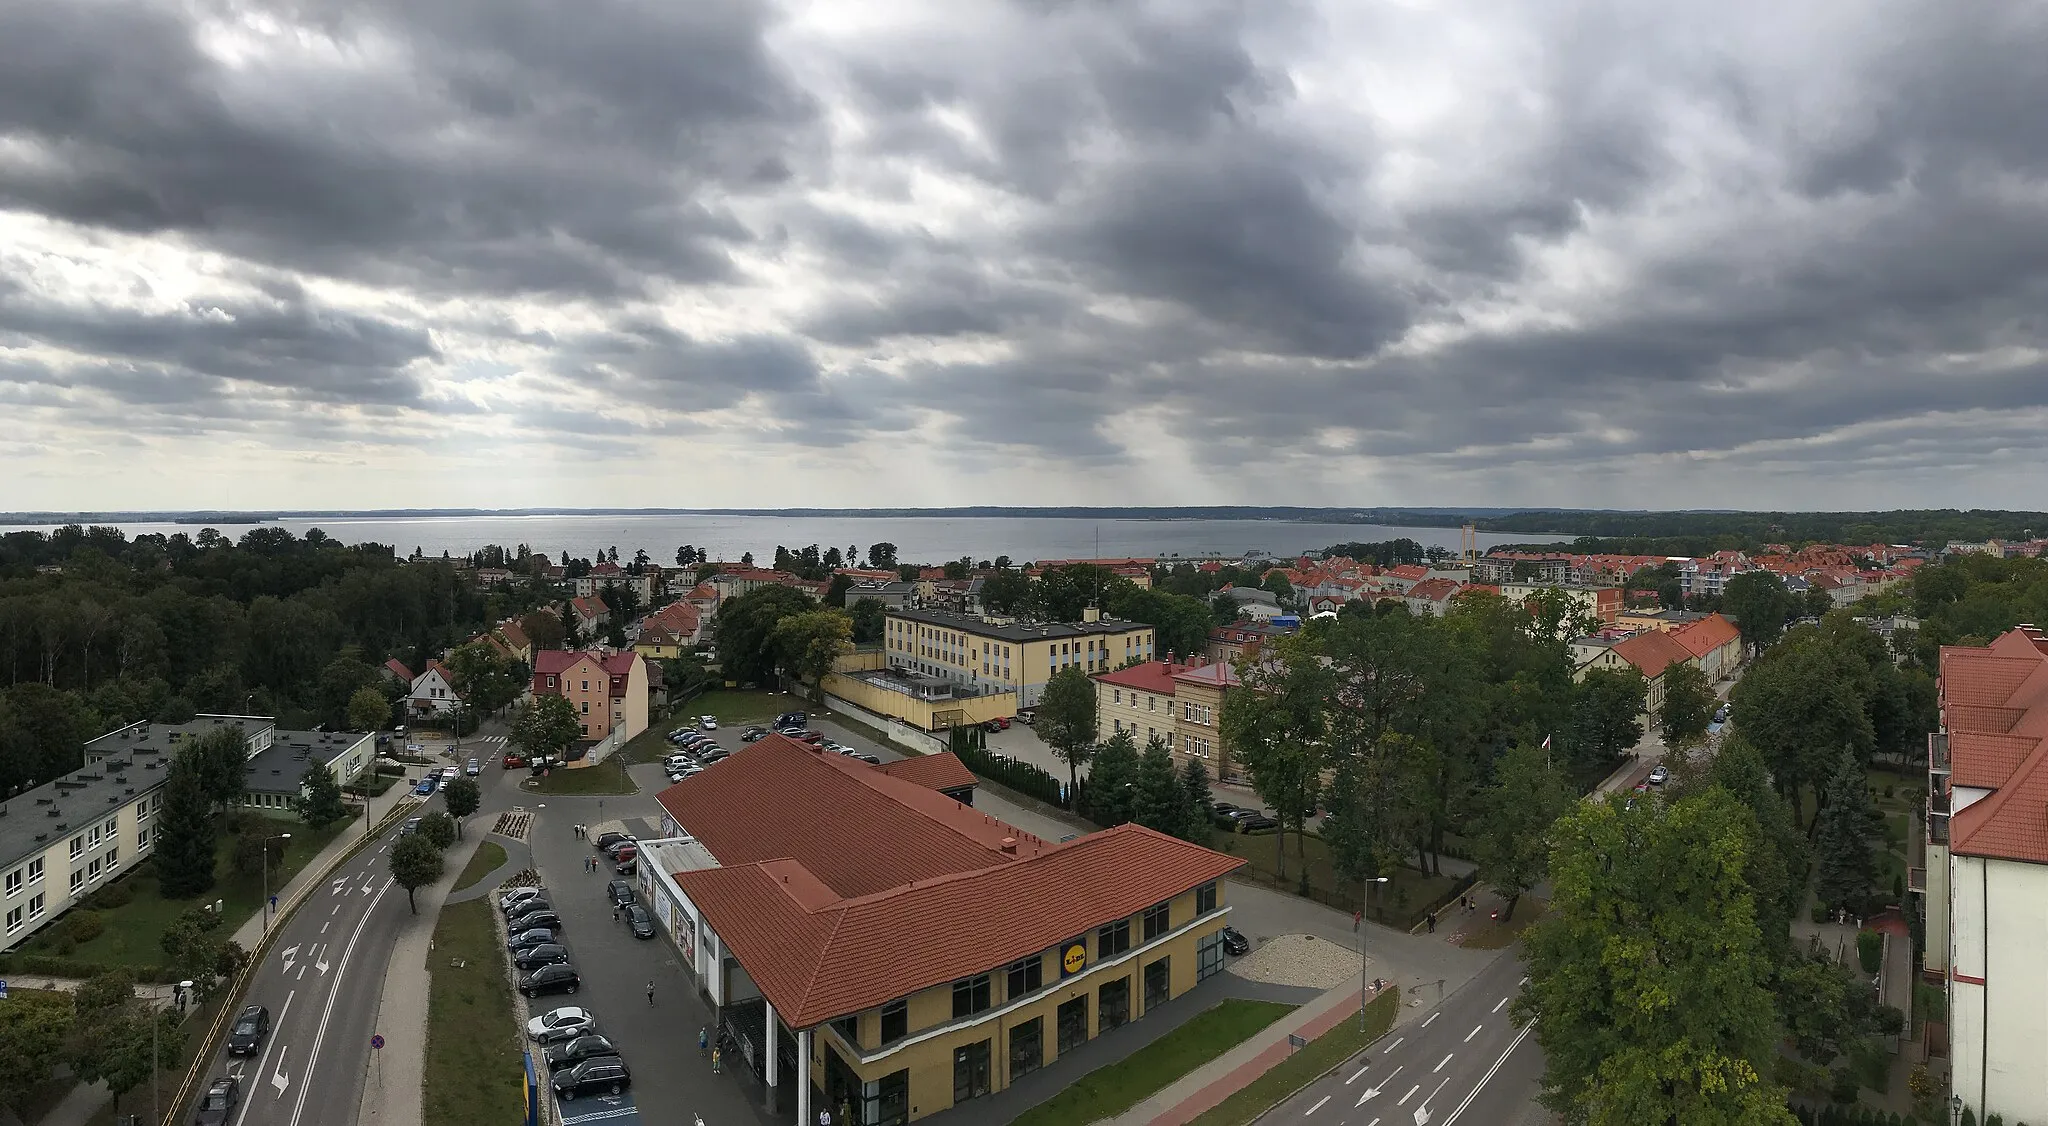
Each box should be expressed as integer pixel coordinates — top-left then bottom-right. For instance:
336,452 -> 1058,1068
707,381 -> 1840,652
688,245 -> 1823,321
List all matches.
1610,629 -> 1695,680
1941,628 -> 2048,863
1670,613 -> 1741,658
242,729 -> 371,796
874,752 -> 977,795
383,658 -> 414,682
887,606 -> 1150,643
0,751 -> 160,872
1094,658 -> 1242,697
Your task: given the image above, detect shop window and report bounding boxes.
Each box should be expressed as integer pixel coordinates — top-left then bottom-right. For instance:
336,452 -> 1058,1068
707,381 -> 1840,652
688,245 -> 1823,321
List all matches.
952,974 -> 992,1019
1056,995 -> 1088,1056
1098,918 -> 1131,959
952,1039 -> 992,1105
1099,977 -> 1131,1033
1197,931 -> 1226,981
1008,1017 -> 1043,1080
1144,957 -> 1171,1011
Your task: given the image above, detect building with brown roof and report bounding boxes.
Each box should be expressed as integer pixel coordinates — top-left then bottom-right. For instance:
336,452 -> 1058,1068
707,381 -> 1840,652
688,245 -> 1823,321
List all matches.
1924,627 -> 2048,1124
1668,613 -> 1743,682
530,648 -> 649,746
1094,658 -> 1244,781
1574,629 -> 1696,721
643,736 -> 1241,1124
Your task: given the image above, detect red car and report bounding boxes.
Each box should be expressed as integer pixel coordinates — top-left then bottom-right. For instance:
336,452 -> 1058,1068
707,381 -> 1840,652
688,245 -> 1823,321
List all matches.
503,752 -> 527,768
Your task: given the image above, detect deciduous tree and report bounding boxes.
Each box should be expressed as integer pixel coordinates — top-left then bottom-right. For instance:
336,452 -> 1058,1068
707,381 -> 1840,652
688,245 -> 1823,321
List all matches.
715,586 -> 817,684
510,695 -> 583,761
347,684 -> 393,733
440,776 -> 480,837
296,762 -> 349,830
416,811 -> 458,851
185,725 -> 250,820
444,641 -> 522,716
771,609 -> 853,687
848,598 -> 886,644
1724,571 -> 1797,654
1518,790 -> 1796,1126
1221,633 -> 1332,879
0,989 -> 74,1116
1657,661 -> 1716,750
980,570 -> 1033,616
1036,666 -> 1100,802
1473,741 -> 1572,920
1572,668 -> 1648,769
390,833 -> 444,914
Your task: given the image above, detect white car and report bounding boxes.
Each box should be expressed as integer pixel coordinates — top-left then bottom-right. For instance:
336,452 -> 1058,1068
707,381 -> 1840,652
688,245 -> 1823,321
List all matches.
441,766 -> 460,780
499,886 -> 545,910
527,1006 -> 596,1041
699,716 -> 718,730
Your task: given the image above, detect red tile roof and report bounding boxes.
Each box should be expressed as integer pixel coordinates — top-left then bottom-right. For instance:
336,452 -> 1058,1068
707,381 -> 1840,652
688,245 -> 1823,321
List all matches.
1942,629 -> 2048,863
532,650 -> 596,678
1092,661 -> 1184,696
657,736 -> 1052,898
1611,630 -> 1694,680
875,752 -> 977,793
384,658 -> 414,682
1669,613 -> 1740,659
671,822 -> 1241,1028
1388,565 -> 1429,580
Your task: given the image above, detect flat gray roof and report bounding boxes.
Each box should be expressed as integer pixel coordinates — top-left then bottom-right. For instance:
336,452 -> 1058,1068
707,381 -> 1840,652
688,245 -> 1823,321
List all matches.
0,746 -> 169,873
243,731 -> 368,795
887,606 -> 1148,643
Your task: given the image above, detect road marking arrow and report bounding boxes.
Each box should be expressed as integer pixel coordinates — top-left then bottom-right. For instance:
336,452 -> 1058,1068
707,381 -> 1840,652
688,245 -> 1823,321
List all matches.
271,1048 -> 290,1094
279,945 -> 299,967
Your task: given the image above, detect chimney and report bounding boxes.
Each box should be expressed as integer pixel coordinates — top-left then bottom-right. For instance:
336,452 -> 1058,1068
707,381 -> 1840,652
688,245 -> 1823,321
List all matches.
1000,837 -> 1018,854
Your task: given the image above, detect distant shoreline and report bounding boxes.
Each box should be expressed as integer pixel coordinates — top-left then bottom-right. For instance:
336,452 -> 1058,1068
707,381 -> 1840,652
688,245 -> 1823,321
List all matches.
0,505 -> 1667,528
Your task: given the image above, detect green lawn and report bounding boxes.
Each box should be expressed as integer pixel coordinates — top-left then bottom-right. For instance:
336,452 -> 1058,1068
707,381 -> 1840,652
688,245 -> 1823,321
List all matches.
684,688 -> 811,727
1188,990 -> 1400,1126
1216,832 -> 1459,931
453,842 -> 508,892
28,813 -> 352,970
1011,1000 -> 1295,1126
528,756 -> 637,795
617,726 -> 675,765
422,899 -> 525,1126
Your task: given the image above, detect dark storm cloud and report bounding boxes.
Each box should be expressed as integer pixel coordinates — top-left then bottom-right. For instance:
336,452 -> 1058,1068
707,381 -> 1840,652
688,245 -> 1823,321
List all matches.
557,320 -> 820,412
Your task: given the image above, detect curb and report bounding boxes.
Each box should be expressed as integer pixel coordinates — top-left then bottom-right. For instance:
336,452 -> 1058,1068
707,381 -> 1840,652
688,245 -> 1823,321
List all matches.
1234,991 -> 1401,1126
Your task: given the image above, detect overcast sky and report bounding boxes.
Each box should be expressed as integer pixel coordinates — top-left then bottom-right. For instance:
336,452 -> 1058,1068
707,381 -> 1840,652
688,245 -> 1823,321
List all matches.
3,0 -> 2045,513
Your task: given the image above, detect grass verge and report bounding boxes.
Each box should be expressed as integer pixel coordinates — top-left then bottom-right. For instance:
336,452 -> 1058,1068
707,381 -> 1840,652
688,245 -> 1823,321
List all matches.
528,756 -> 636,795
453,842 -> 508,892
423,899 -> 525,1126
30,814 -> 351,970
1216,833 -> 1459,932
1459,898 -> 1548,950
1187,990 -> 1400,1126
1011,1000 -> 1294,1126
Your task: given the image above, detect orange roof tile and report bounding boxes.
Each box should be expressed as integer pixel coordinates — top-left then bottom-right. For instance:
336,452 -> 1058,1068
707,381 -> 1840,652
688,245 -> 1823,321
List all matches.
671,823 -> 1241,1028
1942,629 -> 2048,863
1670,613 -> 1740,658
875,752 -> 977,793
1611,630 -> 1693,680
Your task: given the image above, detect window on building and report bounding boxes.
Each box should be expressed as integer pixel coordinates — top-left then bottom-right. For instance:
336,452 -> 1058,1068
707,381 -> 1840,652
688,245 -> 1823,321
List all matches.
952,974 -> 992,1019
27,893 -> 43,920
1098,918 -> 1131,959
1007,955 -> 1043,999
1113,689 -> 1122,704
3,869 -> 17,897
1142,902 -> 1171,941
547,676 -> 557,688
107,847 -> 117,870
27,859 -> 41,884
1144,956 -> 1171,1011
1099,976 -> 1131,1032
68,836 -> 83,860
1056,994 -> 1088,1056
1195,881 -> 1218,915
89,826 -> 102,847
952,1038 -> 992,1105
1009,1017 -> 1044,1080
880,999 -> 908,1043
1147,696 -> 1156,711
1197,931 -> 1227,981
4,906 -> 18,934
138,828 -> 149,849
88,858 -> 102,881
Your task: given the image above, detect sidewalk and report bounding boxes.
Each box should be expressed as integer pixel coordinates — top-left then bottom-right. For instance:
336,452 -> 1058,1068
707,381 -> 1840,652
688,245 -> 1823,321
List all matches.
356,832 -> 487,1126
1103,979 -> 1370,1126
231,777 -> 423,951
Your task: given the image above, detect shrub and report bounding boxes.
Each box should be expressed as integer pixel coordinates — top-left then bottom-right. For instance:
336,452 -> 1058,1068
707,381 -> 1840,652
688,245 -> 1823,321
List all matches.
85,880 -> 135,909
1813,903 -> 1830,923
1829,1068 -> 1859,1104
65,910 -> 105,944
1874,1004 -> 1905,1037
1858,931 -> 1884,974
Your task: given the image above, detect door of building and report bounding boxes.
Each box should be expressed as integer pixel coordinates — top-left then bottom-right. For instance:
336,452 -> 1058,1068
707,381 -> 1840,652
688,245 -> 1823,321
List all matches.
1143,956 -> 1171,1012
1009,1016 -> 1044,1080
1099,976 -> 1131,1033
1056,994 -> 1089,1056
952,1039 -> 992,1105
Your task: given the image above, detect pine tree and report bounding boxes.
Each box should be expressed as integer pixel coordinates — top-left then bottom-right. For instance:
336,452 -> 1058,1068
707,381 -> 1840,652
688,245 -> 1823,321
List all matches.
1133,735 -> 1182,833
296,763 -> 349,830
1177,757 -> 1214,843
154,755 -> 219,898
1813,747 -> 1880,916
1086,730 -> 1140,826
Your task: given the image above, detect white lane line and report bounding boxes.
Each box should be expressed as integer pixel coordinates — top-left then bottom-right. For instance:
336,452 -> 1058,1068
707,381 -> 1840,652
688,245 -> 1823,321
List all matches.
1367,1120 -> 1379,1126
1387,1037 -> 1404,1051
1518,976 -> 1529,986
295,964 -> 306,980
1306,1094 -> 1331,1115
1443,1021 -> 1535,1125
1421,1011 -> 1438,1028
230,990 -> 295,1126
1433,1053 -> 1454,1073
1347,1064 -> 1370,1084
1464,1024 -> 1482,1043
320,921 -> 329,934
286,877 -> 395,1126
1397,1084 -> 1420,1106
1490,996 -> 1509,1014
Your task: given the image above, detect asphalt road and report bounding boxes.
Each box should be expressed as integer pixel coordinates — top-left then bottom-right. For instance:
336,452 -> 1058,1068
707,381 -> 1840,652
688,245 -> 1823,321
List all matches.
1265,949 -> 1545,1126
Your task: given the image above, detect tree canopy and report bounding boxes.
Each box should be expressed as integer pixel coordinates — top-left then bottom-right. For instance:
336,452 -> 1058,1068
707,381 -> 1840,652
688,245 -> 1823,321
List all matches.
510,694 -> 583,759
390,833 -> 444,914
1035,666 -> 1099,799
715,585 -> 818,684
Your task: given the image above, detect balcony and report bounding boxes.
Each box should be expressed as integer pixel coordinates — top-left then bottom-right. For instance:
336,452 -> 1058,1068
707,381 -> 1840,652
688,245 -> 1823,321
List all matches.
1929,731 -> 1950,774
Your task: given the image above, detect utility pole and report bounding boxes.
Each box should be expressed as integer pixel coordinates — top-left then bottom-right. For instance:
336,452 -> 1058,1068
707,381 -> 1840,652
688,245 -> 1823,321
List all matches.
1361,876 -> 1389,1031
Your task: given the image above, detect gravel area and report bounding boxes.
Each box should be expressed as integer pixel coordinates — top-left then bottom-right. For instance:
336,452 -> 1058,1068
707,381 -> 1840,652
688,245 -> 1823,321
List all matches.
1228,932 -> 1369,990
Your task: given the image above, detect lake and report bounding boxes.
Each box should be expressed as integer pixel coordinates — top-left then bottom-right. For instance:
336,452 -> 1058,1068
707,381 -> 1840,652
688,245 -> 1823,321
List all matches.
0,514 -> 1562,565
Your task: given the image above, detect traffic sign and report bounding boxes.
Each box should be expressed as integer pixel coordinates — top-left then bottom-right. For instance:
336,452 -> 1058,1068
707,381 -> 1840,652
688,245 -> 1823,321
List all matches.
0,978 -> 8,999
371,1034 -> 385,1050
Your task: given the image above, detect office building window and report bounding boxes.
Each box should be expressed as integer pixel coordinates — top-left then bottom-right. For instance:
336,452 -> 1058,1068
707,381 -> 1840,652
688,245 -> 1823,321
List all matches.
1197,931 -> 1227,981
138,828 -> 149,849
107,847 -> 118,870
1098,918 -> 1131,958
89,826 -> 102,847
1007,955 -> 1043,999
27,859 -> 41,884
1143,902 -> 1171,941
880,999 -> 908,1043
4,906 -> 18,934
1195,881 -> 1219,916
27,893 -> 43,920
69,836 -> 83,859
3,869 -> 17,897
1183,735 -> 1211,759
103,816 -> 117,837
88,858 -> 102,881
952,974 -> 992,1019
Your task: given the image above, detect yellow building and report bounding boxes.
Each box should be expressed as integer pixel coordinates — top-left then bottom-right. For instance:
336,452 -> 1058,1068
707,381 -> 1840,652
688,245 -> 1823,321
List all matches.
649,738 -> 1242,1125
1093,659 -> 1243,782
884,607 -> 1155,709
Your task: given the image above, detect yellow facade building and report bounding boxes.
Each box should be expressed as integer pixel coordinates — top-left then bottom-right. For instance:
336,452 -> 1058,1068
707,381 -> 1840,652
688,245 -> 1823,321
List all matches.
883,607 -> 1155,709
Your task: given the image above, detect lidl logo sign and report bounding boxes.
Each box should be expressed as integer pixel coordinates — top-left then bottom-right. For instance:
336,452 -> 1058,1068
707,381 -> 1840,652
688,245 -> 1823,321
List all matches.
1061,943 -> 1087,976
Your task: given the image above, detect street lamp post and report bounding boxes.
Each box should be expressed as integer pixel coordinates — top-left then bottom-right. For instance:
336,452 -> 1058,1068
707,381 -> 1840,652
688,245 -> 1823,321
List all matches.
1361,876 -> 1389,1031
261,833 -> 292,930
154,979 -> 194,1126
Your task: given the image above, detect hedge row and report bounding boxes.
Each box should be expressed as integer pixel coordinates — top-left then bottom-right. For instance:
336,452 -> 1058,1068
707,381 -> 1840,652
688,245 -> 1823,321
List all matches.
951,738 -> 1067,807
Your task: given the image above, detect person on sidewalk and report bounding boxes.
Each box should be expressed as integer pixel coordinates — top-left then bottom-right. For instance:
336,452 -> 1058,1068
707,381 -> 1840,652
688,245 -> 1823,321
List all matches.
647,980 -> 656,1006
699,1026 -> 708,1058
711,1046 -> 721,1074
1426,912 -> 1436,934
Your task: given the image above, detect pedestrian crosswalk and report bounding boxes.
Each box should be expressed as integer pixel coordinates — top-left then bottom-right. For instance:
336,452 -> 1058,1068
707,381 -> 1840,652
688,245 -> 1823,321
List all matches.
477,734 -> 508,745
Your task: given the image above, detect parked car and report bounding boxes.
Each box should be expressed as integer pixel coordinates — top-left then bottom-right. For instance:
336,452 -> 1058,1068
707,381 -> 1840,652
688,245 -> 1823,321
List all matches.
499,885 -> 545,910
441,765 -> 460,780
519,963 -> 582,998
607,880 -> 637,907
413,777 -> 437,796
465,758 -> 480,776
775,711 -> 807,729
544,1034 -> 620,1073
506,896 -> 553,918
611,844 -> 638,863
1235,815 -> 1280,833
1647,765 -> 1670,787
552,1056 -> 630,1100
1714,704 -> 1730,724
400,817 -> 424,835
697,750 -> 730,765
854,753 -> 881,765
624,904 -> 656,939
1220,926 -> 1251,956
699,716 -> 718,730
613,859 -> 636,878
527,1006 -> 596,1041
563,744 -> 589,762
503,751 -> 527,768
740,726 -> 769,742
226,1005 -> 270,1056
507,928 -> 559,952
1016,707 -> 1037,725
981,716 -> 1010,731
594,832 -> 631,852
512,910 -> 562,931
194,1077 -> 240,1126
512,943 -> 572,971
796,731 -> 826,745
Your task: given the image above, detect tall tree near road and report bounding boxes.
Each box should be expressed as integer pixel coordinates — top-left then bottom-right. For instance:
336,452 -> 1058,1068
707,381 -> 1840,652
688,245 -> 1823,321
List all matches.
1730,642 -> 1874,822
296,761 -> 350,830
416,811 -> 458,851
186,725 -> 250,821
444,641 -> 521,716
1517,790 -> 1796,1126
1035,666 -> 1100,803
1177,757 -> 1214,844
1221,632 -> 1332,879
441,776 -> 481,838
1474,740 -> 1573,920
347,684 -> 393,733
1657,661 -> 1716,751
1572,667 -> 1649,768
1084,728 -> 1139,826
520,610 -> 567,652
0,990 -> 74,1117
715,585 -> 818,685
848,597 -> 886,644
153,751 -> 219,898
509,695 -> 583,761
391,833 -> 444,914
1723,571 -> 1797,655
1703,735 -> 1807,964
770,608 -> 853,688
1132,734 -> 1183,835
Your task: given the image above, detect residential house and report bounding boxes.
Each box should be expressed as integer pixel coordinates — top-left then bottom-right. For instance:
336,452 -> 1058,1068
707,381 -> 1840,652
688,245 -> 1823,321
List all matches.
635,602 -> 705,664
1217,586 -> 1283,622
1922,627 -> 2048,1124
926,578 -> 986,614
1205,622 -> 1294,666
381,658 -> 414,688
884,607 -> 1154,708
408,661 -> 463,718
1598,630 -> 1695,720
1613,608 -> 1710,634
1379,565 -> 1429,593
1501,582 -> 1624,625
849,581 -> 918,610
1403,577 -> 1465,617
570,595 -> 611,636
531,649 -> 651,745
1093,659 -> 1244,782
1680,551 -> 1756,600
1668,613 -> 1743,682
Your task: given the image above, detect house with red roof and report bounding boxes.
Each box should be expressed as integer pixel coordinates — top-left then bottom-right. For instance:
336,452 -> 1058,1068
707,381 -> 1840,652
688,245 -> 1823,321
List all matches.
531,648 -> 650,746
1575,630 -> 1696,722
1925,626 -> 2048,1124
1094,658 -> 1243,779
569,595 -> 609,635
407,660 -> 462,718
1668,613 -> 1743,682
634,601 -> 705,663
642,735 -> 1242,1124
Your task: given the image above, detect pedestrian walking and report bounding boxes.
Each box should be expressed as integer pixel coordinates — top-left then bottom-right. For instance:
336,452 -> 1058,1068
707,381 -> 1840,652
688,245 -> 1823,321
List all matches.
711,1046 -> 721,1074
613,904 -> 621,922
699,1026 -> 709,1058
1426,912 -> 1436,934
647,980 -> 656,1006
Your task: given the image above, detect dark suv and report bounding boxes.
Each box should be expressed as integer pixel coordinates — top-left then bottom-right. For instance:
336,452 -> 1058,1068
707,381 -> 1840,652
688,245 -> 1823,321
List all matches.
606,880 -> 637,907
226,1005 -> 270,1056
519,963 -> 581,997
552,1056 -> 630,1100
512,943 -> 572,971
544,1034 -> 619,1073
